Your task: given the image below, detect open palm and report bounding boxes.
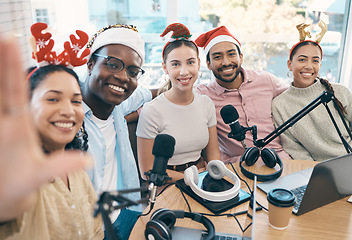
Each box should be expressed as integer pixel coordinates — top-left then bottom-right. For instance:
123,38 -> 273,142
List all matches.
0,35 -> 90,220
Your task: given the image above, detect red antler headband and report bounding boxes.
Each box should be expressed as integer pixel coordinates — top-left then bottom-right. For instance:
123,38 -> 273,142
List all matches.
29,22 -> 90,68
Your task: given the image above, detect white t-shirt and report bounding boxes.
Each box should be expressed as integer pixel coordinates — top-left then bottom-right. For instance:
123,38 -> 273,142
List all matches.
91,114 -> 120,221
136,93 -> 217,165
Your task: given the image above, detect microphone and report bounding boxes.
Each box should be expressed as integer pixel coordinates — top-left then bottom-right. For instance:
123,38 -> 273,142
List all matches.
146,134 -> 175,208
220,105 -> 247,148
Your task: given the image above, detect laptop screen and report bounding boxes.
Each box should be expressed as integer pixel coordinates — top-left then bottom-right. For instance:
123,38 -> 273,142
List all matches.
257,153 -> 352,215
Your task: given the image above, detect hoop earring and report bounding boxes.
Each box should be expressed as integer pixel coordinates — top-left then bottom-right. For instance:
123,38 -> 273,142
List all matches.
76,126 -> 84,138
287,71 -> 292,78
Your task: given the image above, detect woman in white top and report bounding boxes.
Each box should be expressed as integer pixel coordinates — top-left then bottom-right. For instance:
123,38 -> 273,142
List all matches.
137,23 -> 221,183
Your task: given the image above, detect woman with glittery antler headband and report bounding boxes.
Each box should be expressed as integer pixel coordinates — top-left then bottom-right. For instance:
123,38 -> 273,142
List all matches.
0,22 -> 104,239
136,23 -> 221,183
272,20 -> 352,162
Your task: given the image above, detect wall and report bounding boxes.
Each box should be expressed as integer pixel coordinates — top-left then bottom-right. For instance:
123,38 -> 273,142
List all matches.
0,0 -> 33,68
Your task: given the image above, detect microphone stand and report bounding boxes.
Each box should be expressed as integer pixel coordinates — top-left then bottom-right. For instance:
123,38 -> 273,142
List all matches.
94,171 -> 171,240
228,125 -> 258,149
93,187 -> 150,240
253,91 -> 352,153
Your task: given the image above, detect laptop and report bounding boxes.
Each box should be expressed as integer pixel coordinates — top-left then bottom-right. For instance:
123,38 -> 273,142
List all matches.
170,176 -> 258,240
258,153 -> 352,215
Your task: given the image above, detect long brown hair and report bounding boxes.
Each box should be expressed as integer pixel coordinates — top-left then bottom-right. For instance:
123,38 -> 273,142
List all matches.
318,77 -> 347,115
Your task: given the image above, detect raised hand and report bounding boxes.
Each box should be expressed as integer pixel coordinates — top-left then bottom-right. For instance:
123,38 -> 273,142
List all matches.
0,34 -> 91,221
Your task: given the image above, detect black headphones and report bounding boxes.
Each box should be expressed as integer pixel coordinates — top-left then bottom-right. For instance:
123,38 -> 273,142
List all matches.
240,147 -> 283,182
145,208 -> 215,240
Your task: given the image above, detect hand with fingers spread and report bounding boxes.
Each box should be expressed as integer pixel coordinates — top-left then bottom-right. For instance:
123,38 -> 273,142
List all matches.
0,35 -> 93,221
0,34 -> 103,240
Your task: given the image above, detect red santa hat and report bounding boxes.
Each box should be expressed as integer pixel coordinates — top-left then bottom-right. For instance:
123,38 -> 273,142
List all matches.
195,26 -> 241,55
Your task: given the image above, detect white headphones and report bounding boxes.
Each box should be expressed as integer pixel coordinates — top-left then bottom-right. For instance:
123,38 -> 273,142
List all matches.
184,160 -> 240,202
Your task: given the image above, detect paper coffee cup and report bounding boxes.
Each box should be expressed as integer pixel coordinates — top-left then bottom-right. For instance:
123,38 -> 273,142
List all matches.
267,188 -> 296,230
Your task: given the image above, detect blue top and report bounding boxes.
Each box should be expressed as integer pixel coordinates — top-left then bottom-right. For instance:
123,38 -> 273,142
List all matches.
84,87 -> 152,209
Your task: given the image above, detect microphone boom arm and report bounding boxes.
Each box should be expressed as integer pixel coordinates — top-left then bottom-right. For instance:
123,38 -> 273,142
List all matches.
254,91 -> 352,153
94,187 -> 150,240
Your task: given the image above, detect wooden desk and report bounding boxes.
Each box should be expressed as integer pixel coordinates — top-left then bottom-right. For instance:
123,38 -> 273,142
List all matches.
130,160 -> 352,240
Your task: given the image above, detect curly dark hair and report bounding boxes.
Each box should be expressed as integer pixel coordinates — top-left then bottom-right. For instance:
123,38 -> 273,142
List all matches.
65,121 -> 89,151
28,65 -> 88,152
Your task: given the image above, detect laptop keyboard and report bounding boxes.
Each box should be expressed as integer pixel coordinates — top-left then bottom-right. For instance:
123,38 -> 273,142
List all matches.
202,232 -> 242,240
291,184 -> 307,212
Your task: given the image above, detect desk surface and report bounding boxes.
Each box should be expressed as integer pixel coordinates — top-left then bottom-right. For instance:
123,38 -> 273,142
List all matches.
130,160 -> 352,240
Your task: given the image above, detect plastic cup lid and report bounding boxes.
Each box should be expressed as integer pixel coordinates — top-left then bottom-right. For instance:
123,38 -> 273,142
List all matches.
267,188 -> 296,207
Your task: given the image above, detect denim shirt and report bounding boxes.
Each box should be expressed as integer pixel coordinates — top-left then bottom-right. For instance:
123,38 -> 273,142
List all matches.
84,87 -> 152,209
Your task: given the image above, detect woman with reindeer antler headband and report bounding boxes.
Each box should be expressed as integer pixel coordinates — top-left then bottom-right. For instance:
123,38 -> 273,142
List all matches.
272,20 -> 352,162
0,23 -> 103,239
136,23 -> 221,183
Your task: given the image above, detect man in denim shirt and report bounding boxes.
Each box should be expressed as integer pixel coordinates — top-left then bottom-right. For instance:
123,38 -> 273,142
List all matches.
82,24 -> 152,239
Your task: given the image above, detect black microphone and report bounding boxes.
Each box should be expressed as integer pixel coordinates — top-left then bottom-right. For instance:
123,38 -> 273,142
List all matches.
147,134 -> 175,208
220,105 -> 247,148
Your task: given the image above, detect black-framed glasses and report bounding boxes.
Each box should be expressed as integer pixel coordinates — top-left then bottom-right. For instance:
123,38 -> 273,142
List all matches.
93,54 -> 145,80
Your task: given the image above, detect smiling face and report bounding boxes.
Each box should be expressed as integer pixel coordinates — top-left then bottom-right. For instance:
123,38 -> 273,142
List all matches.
207,41 -> 243,87
30,71 -> 84,152
85,44 -> 142,111
162,44 -> 200,93
288,43 -> 322,88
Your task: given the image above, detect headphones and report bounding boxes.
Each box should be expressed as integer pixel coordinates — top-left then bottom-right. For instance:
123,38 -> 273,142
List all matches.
145,208 -> 215,240
240,147 -> 283,182
184,160 -> 240,202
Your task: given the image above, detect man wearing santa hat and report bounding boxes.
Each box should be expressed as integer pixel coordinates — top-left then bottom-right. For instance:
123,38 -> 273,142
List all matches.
194,26 -> 291,164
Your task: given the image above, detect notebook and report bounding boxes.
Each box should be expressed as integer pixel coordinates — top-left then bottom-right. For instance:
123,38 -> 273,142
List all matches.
171,176 -> 258,240
175,170 -> 251,214
258,153 -> 352,215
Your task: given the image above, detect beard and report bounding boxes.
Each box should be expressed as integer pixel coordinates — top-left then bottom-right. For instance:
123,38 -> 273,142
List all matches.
212,64 -> 241,83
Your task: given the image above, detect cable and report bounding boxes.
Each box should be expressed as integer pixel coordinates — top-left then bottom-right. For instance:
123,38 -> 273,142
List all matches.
256,201 -> 268,212
229,162 -> 251,193
138,204 -> 154,217
138,183 -> 176,218
176,184 -> 263,234
229,162 -> 268,212
157,182 -> 175,196
179,187 -> 192,212
173,163 -> 268,233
